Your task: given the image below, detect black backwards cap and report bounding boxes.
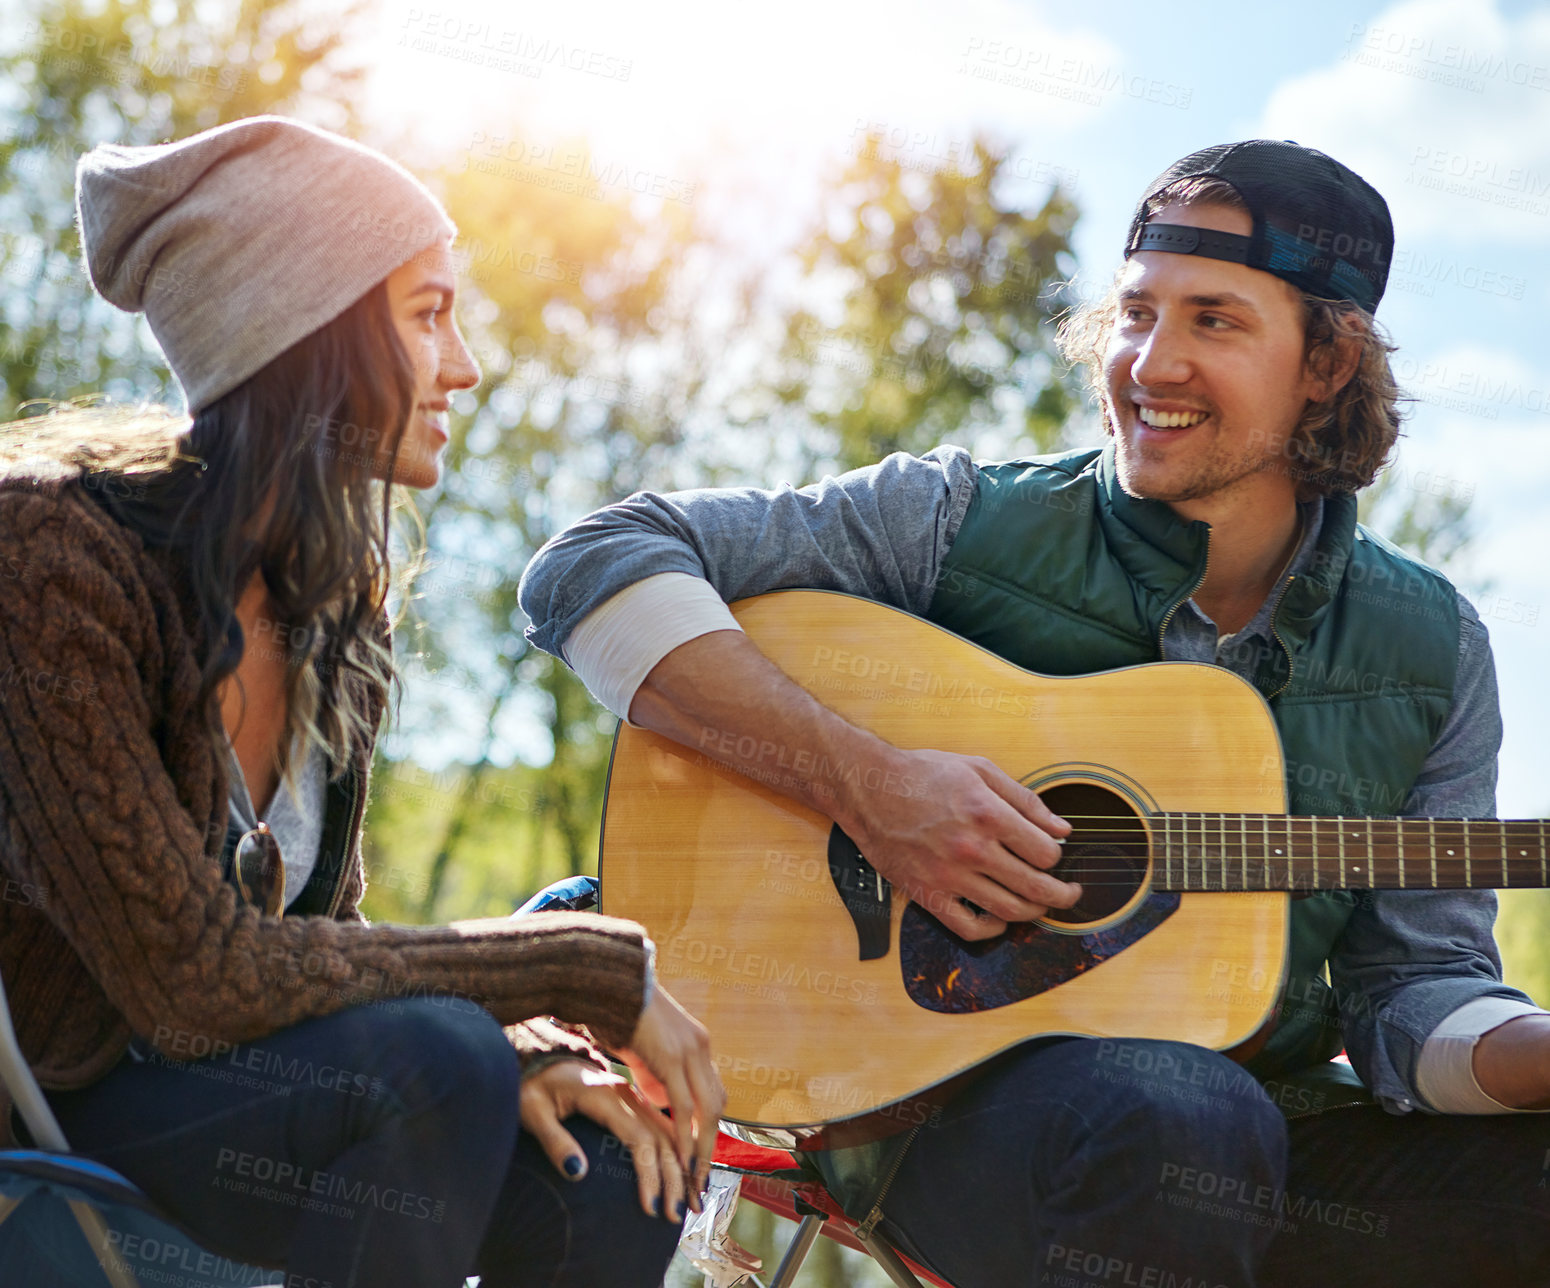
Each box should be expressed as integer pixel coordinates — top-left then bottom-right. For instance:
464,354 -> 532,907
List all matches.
1124,140 -> 1394,314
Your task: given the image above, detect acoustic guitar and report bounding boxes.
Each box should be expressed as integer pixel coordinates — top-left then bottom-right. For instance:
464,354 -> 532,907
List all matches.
598,590 -> 1544,1129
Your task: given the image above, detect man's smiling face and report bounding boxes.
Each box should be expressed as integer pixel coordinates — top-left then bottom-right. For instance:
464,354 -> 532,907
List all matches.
1102,201 -> 1324,515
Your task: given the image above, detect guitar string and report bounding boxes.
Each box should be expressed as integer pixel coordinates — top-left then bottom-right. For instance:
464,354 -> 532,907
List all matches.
1031,813 -> 1522,822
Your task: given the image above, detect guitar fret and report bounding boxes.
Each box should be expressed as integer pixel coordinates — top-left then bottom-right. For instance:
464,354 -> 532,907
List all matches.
1262,815 -> 1271,892
1199,812 -> 1207,891
1204,812 -> 1213,891
1239,815 -> 1248,891
1182,813 -> 1190,892
1183,812 -> 1190,892
1464,824 -> 1472,889
1398,819 -> 1405,890
1387,819 -> 1399,888
1500,819 -> 1508,889
1195,812 -> 1203,891
1195,812 -> 1205,892
1204,812 -> 1211,891
1163,812 -> 1171,891
1338,815 -> 1346,889
1219,813 -> 1227,892
1429,818 -> 1438,888
1177,812 -> 1185,891
1198,812 -> 1207,891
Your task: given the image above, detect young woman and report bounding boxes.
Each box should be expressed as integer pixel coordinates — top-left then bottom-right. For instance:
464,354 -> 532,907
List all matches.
0,114 -> 723,1287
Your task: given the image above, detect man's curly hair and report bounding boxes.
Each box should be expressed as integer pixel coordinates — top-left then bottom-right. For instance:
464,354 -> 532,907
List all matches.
1056,176 -> 1406,497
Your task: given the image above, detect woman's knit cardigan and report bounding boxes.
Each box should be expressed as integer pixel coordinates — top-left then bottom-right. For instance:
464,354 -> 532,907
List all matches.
0,470 -> 645,1138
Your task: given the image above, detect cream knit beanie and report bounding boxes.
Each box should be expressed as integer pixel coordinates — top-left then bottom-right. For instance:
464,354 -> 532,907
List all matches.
75,115 -> 457,412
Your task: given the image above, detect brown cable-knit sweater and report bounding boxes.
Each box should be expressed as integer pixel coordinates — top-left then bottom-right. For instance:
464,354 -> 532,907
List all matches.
0,468 -> 646,1136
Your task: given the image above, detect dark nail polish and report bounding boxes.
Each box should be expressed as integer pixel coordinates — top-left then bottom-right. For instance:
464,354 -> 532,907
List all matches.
676,1200 -> 687,1220
650,1195 -> 661,1216
563,1155 -> 583,1177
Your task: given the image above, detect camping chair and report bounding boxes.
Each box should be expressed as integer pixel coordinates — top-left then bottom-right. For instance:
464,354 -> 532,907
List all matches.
518,877 -> 954,1288
0,965 -> 284,1287
695,1130 -> 953,1288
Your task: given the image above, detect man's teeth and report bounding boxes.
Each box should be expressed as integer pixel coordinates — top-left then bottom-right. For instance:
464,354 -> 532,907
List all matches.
1136,406 -> 1208,429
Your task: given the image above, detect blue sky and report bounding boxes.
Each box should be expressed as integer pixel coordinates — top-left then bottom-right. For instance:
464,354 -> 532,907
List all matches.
364,0 -> 1550,815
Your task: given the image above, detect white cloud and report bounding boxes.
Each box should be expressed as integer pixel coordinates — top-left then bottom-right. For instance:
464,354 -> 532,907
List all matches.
1259,0 -> 1550,242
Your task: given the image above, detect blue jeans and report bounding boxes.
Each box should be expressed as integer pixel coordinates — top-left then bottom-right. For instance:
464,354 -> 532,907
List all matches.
43,998 -> 680,1288
876,1038 -> 1550,1288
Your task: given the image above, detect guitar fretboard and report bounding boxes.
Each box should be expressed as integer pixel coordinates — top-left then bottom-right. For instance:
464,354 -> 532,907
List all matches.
1153,815 -> 1550,891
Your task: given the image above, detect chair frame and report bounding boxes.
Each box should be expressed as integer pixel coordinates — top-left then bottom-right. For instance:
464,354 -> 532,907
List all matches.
0,967 -> 150,1284
0,967 -> 330,1287
709,1147 -> 948,1288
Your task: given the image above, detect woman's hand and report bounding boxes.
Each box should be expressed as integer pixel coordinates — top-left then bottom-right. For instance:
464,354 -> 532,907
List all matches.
520,1058 -> 694,1221
618,984 -> 727,1199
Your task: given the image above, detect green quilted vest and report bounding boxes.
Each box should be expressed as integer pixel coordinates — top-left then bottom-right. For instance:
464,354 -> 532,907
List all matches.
804,444 -> 1459,1224
927,444 -> 1458,1095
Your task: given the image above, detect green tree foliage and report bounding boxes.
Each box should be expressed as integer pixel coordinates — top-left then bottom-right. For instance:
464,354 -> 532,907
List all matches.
380,129 -> 1084,922
1357,459 -> 1476,571
0,0 -> 374,413
382,140 -> 737,918
762,132 -> 1081,472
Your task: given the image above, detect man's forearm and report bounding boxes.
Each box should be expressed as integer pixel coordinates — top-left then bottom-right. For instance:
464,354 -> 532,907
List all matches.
626,629 -> 890,836
626,630 -> 1077,941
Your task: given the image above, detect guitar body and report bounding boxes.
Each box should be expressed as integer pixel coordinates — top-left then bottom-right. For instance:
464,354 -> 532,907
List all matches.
600,590 -> 1291,1128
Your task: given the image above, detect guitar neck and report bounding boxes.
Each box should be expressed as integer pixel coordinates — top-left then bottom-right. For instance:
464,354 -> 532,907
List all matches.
1154,815 -> 1550,892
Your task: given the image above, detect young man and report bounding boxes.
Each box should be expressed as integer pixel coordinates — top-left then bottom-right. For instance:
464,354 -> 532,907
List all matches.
519,142 -> 1550,1286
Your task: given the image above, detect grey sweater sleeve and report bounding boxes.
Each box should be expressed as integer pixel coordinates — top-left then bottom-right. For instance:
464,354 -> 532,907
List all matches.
518,447 -> 980,657
1332,594 -> 1535,1113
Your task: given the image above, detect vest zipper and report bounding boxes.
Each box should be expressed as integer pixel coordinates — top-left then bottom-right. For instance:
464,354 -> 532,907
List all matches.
854,1122 -> 925,1240
1156,527 -> 1213,654
1266,575 -> 1298,700
1284,1093 -> 1375,1122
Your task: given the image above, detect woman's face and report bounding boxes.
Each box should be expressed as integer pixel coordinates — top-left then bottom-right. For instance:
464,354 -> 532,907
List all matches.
380,238 -> 480,489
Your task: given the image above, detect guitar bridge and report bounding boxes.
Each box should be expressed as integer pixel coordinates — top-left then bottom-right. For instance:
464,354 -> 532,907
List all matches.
828,825 -> 891,960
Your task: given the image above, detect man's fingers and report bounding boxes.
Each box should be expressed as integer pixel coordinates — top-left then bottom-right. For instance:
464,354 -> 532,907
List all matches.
984,797 -> 1068,873
922,889 -> 1005,940
978,851 -> 1082,914
922,827 -> 1079,920
977,763 -> 1071,841
958,872 -> 1048,923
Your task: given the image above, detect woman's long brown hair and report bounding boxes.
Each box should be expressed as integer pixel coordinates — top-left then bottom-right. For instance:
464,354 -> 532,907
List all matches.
1,279 -> 420,783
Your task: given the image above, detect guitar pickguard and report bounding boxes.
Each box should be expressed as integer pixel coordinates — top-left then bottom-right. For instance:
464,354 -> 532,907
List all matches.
899,893 -> 1181,1014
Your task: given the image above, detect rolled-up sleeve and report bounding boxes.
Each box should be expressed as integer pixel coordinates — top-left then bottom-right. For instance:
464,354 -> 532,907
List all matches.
1332,595 -> 1538,1113
518,446 -> 979,659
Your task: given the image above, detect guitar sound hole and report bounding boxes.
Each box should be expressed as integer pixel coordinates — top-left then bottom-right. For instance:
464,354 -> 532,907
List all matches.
1037,782 -> 1149,926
